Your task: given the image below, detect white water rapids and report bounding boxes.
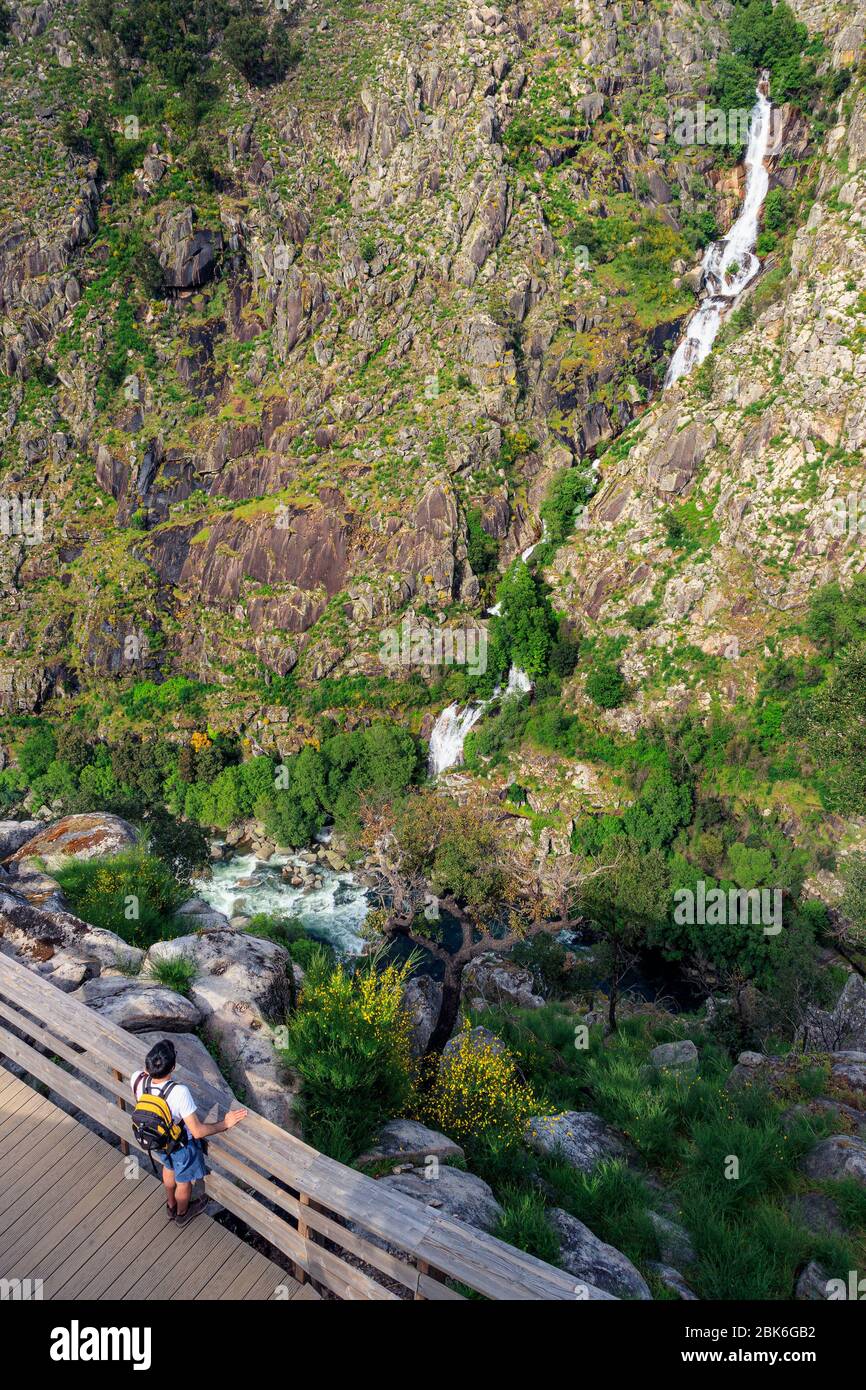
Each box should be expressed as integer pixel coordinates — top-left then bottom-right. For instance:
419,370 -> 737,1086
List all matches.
665,73 -> 773,386
194,850 -> 370,956
428,665 -> 532,776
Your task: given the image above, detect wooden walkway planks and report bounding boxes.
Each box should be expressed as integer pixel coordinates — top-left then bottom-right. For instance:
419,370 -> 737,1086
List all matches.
0,1071 -> 317,1302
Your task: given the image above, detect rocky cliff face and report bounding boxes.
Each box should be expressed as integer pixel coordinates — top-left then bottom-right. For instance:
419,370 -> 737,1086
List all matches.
0,0 -> 735,714
553,53 -> 866,733
0,0 -> 861,766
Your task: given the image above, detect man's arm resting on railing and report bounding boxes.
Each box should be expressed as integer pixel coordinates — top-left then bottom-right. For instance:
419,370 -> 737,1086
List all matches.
185,1108 -> 247,1139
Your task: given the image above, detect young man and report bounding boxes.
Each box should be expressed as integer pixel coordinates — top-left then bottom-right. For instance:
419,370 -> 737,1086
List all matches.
131,1039 -> 247,1225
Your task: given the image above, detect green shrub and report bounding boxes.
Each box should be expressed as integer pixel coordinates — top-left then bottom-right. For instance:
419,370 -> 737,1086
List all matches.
223,15 -> 300,87
421,1033 -> 540,1161
540,467 -> 595,546
625,603 -> 656,631
493,1187 -> 561,1264
490,562 -> 558,678
19,723 -> 57,781
466,507 -> 499,576
147,953 -> 197,996
55,850 -> 186,949
585,660 -> 628,709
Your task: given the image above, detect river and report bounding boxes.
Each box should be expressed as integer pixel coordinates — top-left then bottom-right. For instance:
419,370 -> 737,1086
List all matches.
194,850 -> 370,957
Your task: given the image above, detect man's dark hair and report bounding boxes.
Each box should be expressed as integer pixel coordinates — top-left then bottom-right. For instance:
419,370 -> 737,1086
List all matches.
145,1039 -> 177,1079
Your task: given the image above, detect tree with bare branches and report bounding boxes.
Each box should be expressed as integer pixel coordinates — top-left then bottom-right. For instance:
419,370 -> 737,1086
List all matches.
360,790 -> 621,1057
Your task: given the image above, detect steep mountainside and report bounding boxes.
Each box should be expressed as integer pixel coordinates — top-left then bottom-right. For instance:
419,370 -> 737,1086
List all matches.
2,0 -> 738,724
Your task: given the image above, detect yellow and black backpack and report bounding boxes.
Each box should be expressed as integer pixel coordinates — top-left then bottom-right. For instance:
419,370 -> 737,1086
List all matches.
131,1074 -> 187,1166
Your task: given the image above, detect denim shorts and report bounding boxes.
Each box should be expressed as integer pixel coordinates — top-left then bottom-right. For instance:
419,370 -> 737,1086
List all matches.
155,1137 -> 207,1183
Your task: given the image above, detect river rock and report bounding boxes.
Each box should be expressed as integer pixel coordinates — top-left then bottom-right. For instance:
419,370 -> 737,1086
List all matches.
175,897 -> 233,932
525,1111 -> 635,1172
155,205 -> 222,290
649,1210 -> 696,1267
795,1261 -> 833,1300
787,1192 -> 844,1237
801,1134 -> 866,1186
357,1119 -> 465,1168
462,952 -> 545,1010
802,973 -> 866,1051
647,1262 -> 698,1300
144,929 -> 298,1131
402,974 -> 443,1055
144,929 -> 293,1021
0,820 -> 42,859
830,1057 -> 866,1093
8,813 -> 139,870
548,1208 -> 650,1299
75,975 -> 202,1031
0,882 -> 143,972
3,864 -> 68,910
650,1040 -> 698,1076
375,1165 -> 503,1232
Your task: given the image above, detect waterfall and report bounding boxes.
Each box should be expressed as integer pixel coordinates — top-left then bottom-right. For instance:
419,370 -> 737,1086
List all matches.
427,702 -> 488,776
427,665 -> 532,776
521,519 -> 549,564
665,73 -> 773,387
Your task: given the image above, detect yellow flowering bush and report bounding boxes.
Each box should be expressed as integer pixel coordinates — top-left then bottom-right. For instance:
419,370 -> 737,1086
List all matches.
280,958 -> 416,1163
420,1034 -> 538,1148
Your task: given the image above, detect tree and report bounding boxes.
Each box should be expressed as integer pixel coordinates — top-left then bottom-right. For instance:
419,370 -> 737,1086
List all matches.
805,576 -> 866,659
362,791 -> 614,1058
585,659 -> 628,709
577,840 -> 669,1031
491,561 -> 558,677
838,854 -> 866,958
19,724 -> 58,782
223,14 -> 300,87
540,466 -> 595,545
794,644 -> 866,814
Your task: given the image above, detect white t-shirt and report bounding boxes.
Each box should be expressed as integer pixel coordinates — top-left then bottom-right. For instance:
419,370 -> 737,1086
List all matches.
131,1071 -> 197,1131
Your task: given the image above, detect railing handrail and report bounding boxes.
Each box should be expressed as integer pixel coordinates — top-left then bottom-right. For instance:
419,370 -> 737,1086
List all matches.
0,951 -> 579,1300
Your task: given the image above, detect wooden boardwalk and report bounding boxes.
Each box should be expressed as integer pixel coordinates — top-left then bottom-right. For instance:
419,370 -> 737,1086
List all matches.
0,950 -> 580,1299
0,1067 -> 318,1301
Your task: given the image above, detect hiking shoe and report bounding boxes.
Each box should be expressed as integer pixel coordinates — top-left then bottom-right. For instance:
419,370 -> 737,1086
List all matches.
176,1196 -> 208,1227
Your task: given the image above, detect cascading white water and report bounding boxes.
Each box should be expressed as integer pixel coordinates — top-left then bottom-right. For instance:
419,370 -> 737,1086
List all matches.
665,73 -> 773,387
427,665 -> 532,776
427,702 -> 488,776
521,518 -> 549,564
194,851 -> 370,956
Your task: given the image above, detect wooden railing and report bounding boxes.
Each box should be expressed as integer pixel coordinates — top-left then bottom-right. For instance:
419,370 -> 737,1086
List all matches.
0,951 -> 578,1300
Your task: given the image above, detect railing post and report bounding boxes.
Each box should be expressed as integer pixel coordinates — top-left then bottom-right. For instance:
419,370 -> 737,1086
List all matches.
113,1069 -> 129,1155
295,1191 -> 311,1284
415,1259 -> 430,1300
